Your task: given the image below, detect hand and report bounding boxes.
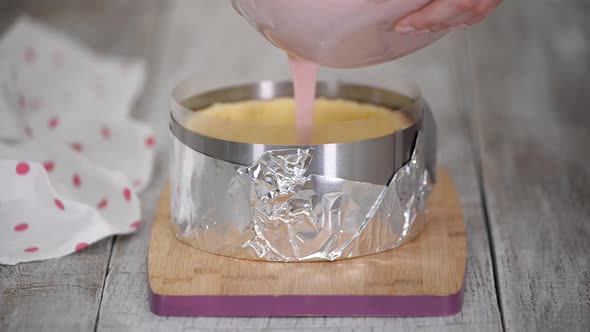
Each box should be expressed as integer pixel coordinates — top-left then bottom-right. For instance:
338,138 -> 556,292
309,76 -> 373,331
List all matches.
395,0 -> 503,32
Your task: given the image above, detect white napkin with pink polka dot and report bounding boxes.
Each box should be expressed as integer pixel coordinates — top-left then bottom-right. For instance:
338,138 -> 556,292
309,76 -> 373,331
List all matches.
0,17 -> 154,265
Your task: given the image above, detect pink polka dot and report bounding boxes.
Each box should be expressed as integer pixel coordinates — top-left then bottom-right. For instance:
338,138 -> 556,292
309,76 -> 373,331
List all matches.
43,161 -> 55,172
101,126 -> 111,139
133,179 -> 143,188
14,223 -> 29,232
97,199 -> 108,209
123,188 -> 132,202
24,126 -> 33,137
16,162 -> 30,175
145,135 -> 155,148
54,198 -> 65,210
130,220 -> 141,229
24,247 -> 38,253
75,242 -> 89,252
73,173 -> 81,187
71,143 -> 83,152
23,47 -> 36,64
48,116 -> 59,129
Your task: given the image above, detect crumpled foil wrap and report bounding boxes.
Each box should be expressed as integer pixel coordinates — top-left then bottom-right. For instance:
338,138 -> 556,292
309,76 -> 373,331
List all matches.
170,133 -> 432,262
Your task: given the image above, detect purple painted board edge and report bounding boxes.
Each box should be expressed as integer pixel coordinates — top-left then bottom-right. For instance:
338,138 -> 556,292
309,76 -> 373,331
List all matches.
147,283 -> 464,317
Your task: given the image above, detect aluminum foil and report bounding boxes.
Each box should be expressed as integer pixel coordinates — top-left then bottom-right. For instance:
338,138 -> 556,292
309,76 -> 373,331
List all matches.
170,133 -> 432,262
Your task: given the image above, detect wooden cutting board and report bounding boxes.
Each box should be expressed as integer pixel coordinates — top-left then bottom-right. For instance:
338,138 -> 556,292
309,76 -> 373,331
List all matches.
148,169 -> 466,317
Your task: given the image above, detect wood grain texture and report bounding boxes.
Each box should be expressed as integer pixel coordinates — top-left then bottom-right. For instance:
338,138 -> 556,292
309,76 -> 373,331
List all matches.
0,1 -> 160,331
467,2 -> 590,331
149,170 -> 465,299
97,1 -> 502,330
1,0 -> 542,330
0,240 -> 111,331
0,0 -> 581,327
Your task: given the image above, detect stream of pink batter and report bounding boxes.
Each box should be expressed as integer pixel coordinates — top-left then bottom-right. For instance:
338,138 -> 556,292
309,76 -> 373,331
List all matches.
289,56 -> 319,145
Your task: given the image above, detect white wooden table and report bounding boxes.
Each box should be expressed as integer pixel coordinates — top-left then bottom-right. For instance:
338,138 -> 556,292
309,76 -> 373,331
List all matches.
1,1 -> 589,331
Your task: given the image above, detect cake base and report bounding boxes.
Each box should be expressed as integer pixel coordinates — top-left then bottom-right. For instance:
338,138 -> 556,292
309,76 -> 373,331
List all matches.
148,169 -> 466,317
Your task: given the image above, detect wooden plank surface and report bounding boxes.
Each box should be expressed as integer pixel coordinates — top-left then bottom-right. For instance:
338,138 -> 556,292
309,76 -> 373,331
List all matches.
467,2 -> 590,331
0,1 -> 160,331
0,240 -> 111,331
97,0 -> 502,330
10,0 -> 590,330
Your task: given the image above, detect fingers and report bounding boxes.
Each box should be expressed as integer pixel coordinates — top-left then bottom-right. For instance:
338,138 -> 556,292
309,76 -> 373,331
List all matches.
395,0 -> 502,33
396,0 -> 470,32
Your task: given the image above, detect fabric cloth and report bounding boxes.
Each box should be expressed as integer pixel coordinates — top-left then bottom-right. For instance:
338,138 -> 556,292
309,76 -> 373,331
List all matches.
0,17 -> 154,265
